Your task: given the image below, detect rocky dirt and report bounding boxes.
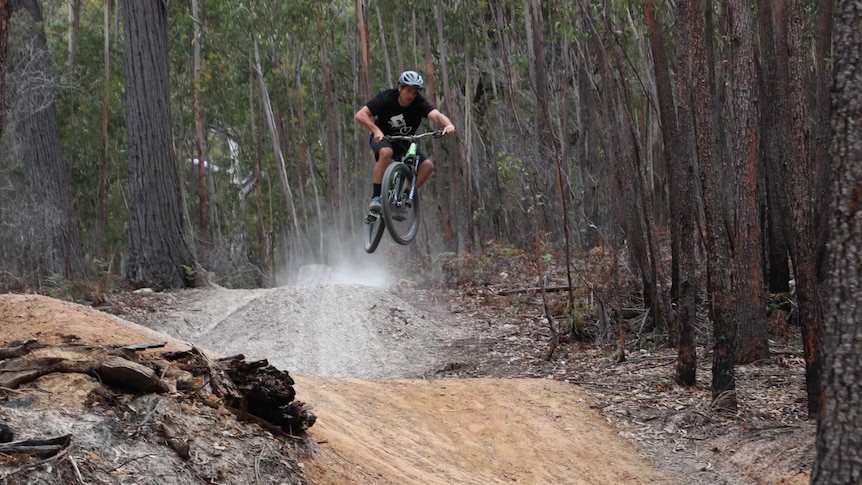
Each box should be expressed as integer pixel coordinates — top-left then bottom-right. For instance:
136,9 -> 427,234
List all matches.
0,268 -> 815,484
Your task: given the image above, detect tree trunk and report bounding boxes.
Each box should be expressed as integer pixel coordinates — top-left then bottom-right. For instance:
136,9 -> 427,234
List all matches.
812,0 -> 833,282
812,2 -> 862,480
434,0 -> 468,254
786,0 -> 824,420
253,41 -> 304,262
690,0 -> 737,410
293,68 -> 325,258
424,19 -> 454,251
670,0 -> 698,385
756,0 -> 792,294
192,0 -> 209,248
645,0 -> 682,314
356,0 -> 371,100
66,0 -> 80,67
0,0 -> 14,224
728,0 -> 769,364
319,8 -> 343,240
97,0 -> 111,277
12,0 -> 86,282
576,47 -> 600,248
122,0 -> 196,289
373,3 -> 392,87
249,60 -> 269,287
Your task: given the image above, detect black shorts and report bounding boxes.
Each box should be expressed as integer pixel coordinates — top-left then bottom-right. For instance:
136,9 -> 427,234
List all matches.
369,137 -> 429,163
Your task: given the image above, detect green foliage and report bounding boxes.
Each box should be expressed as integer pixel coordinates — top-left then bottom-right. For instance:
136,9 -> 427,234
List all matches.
564,302 -> 592,338
483,241 -> 520,262
40,273 -> 75,301
433,251 -> 457,266
9,0 -> 746,289
495,151 -> 525,183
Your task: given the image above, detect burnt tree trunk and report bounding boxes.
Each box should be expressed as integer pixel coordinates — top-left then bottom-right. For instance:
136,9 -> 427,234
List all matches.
812,1 -> 862,480
690,0 -> 737,410
786,0 -> 825,420
728,0 -> 769,364
756,0 -> 793,293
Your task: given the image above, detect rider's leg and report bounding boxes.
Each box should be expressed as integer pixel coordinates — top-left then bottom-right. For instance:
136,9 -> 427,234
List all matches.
416,158 -> 435,189
373,147 -> 394,185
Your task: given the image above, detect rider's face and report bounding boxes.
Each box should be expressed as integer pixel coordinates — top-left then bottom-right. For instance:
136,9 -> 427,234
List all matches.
398,85 -> 420,106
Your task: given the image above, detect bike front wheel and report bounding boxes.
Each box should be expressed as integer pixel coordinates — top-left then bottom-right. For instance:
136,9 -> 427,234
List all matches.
381,162 -> 420,245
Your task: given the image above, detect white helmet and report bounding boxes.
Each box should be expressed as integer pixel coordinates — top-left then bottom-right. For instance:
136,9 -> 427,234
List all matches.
398,70 -> 425,90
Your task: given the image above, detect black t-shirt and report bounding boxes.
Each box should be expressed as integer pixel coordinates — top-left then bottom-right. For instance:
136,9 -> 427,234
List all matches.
365,89 -> 435,136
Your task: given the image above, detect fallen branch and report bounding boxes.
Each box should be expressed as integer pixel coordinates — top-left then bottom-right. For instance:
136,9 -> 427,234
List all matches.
0,434 -> 71,458
498,285 -> 571,296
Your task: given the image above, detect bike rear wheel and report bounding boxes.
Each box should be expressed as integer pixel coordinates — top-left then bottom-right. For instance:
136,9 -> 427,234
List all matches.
381,162 -> 420,245
363,211 -> 386,253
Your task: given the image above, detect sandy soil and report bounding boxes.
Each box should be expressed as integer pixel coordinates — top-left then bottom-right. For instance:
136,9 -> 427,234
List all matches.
300,376 -> 671,484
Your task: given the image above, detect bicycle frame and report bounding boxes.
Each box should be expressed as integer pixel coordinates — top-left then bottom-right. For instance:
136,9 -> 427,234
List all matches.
363,130 -> 442,253
382,130 -> 441,208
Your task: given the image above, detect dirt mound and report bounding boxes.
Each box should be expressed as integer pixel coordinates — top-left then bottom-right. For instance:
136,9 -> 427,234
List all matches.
195,284 -> 463,378
1,289 -> 676,484
0,294 -> 309,485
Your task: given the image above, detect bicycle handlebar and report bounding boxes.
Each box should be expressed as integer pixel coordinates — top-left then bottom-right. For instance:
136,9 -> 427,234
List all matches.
383,130 -> 443,143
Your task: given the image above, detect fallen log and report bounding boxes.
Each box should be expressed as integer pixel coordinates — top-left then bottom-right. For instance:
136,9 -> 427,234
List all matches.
0,346 -> 168,393
0,342 -> 316,439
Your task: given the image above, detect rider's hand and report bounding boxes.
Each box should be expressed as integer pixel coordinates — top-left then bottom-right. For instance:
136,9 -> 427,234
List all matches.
373,130 -> 385,142
442,125 -> 455,136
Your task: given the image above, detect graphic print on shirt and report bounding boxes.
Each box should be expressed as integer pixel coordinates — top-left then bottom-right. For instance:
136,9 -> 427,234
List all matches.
388,114 -> 412,135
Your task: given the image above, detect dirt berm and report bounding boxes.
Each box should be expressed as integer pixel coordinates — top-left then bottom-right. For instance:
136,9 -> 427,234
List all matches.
0,286 -> 675,484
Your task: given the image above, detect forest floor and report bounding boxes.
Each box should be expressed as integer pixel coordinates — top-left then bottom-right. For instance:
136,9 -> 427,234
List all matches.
0,253 -> 815,484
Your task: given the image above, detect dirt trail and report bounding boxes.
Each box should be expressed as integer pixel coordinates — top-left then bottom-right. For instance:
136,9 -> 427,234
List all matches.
1,287 -> 677,484
122,285 -> 677,484
300,376 -> 672,484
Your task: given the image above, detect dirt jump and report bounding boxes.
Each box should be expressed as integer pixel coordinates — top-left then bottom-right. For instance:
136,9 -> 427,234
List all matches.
0,275 -> 814,484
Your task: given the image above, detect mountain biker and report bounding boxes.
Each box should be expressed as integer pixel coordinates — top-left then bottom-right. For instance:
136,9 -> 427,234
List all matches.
354,70 -> 456,213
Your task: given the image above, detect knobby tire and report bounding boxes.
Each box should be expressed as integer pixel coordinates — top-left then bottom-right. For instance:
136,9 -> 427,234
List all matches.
381,161 -> 420,245
364,212 -> 386,253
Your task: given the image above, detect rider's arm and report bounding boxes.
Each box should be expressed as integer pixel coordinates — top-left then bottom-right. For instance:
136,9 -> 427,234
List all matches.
428,109 -> 455,136
354,106 -> 385,141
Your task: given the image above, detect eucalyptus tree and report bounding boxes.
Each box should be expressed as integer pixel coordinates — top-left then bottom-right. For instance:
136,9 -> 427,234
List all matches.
689,0 -> 736,411
9,0 -> 85,282
812,0 -> 862,480
755,0 -> 792,294
786,0 -> 825,419
0,0 -> 12,230
727,0 -> 768,364
643,0 -> 697,384
122,0 -> 196,288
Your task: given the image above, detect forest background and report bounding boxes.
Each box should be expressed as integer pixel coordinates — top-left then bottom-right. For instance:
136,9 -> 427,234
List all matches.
0,0 -> 859,481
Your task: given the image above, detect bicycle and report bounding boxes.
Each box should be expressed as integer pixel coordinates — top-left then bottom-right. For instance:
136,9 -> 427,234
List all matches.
364,130 -> 443,253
